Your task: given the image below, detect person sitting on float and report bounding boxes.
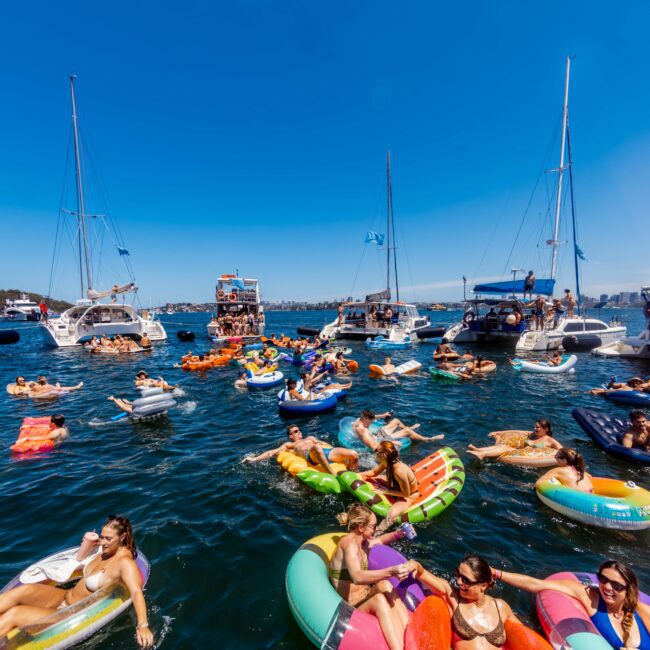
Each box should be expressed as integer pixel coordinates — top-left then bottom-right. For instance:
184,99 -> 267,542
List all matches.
410,553 -> 522,649
0,514 -> 153,648
329,504 -> 415,650
494,560 -> 650,650
360,441 -> 419,528
467,419 -> 562,460
535,448 -> 594,493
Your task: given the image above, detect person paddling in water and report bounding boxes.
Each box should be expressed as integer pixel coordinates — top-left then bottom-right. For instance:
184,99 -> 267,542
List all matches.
243,424 -> 359,474
352,409 -> 444,451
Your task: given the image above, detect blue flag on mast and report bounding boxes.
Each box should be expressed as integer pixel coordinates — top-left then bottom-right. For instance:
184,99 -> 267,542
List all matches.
117,246 -> 130,256
365,231 -> 385,245
575,244 -> 587,261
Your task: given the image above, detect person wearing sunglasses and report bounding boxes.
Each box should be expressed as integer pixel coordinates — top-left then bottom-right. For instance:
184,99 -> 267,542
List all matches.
6,376 -> 33,396
410,553 -> 520,648
534,448 -> 594,493
243,424 -> 359,474
494,560 -> 650,649
329,504 -> 417,650
0,514 -> 153,648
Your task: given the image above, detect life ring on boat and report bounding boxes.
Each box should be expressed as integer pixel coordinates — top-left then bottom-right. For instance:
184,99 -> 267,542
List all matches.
217,289 -> 226,299
228,293 -> 237,302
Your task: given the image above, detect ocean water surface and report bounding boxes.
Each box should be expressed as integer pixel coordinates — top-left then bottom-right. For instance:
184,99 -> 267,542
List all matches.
0,308 -> 648,649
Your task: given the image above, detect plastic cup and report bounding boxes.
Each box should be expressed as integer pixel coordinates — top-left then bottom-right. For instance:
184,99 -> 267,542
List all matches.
76,531 -> 99,561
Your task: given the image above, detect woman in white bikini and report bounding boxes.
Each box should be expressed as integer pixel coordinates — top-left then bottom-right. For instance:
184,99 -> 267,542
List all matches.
0,515 -> 153,648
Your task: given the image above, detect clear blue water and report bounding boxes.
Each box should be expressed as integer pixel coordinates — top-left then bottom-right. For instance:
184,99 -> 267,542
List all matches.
0,308 -> 648,649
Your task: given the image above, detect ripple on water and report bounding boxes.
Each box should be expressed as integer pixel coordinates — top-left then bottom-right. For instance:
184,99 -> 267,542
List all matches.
0,310 -> 649,648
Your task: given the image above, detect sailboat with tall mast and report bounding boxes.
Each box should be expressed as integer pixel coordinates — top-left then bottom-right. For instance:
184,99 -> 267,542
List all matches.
320,152 -> 430,341
41,76 -> 167,348
515,57 -> 625,351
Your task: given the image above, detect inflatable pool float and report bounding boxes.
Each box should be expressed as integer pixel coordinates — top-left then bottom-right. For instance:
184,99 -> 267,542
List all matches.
0,547 -> 149,649
365,335 -> 412,350
433,352 -> 460,361
285,533 -> 430,650
603,390 -> 650,408
511,354 -> 577,374
369,360 -> 422,377
487,431 -> 558,468
429,367 -> 462,382
278,393 -> 338,417
535,477 -> 650,530
11,417 -> 56,454
572,408 -> 650,465
246,371 -> 285,389
470,360 -> 497,375
338,416 -> 412,452
536,571 -> 650,650
110,389 -> 177,422
276,446 -> 344,494
337,447 -> 465,523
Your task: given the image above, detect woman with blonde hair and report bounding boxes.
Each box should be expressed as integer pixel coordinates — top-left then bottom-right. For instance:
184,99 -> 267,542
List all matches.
329,504 -> 416,650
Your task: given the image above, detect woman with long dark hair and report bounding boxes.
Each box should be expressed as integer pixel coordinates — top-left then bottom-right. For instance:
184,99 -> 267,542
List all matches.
361,440 -> 419,525
0,515 -> 153,648
496,560 -> 650,649
535,447 -> 594,493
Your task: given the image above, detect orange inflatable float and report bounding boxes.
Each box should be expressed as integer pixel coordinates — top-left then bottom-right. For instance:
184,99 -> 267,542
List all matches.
11,418 -> 55,454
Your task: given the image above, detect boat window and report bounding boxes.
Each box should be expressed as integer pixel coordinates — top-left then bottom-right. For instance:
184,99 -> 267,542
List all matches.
585,322 -> 607,331
563,323 -> 584,332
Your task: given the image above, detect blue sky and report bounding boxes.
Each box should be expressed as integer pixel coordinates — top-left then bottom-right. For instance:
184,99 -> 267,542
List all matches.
1,2 -> 649,305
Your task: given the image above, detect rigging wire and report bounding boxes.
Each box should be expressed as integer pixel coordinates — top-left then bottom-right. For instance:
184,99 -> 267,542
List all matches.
470,192 -> 512,284
501,109 -> 564,279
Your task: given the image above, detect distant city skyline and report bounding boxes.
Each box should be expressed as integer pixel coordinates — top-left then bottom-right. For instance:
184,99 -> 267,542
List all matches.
1,3 -> 649,305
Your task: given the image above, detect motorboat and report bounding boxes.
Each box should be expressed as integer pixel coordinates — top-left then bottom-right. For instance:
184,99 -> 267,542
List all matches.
207,275 -> 265,342
516,315 -> 626,352
41,76 -> 166,348
320,152 -> 430,341
1,294 -> 41,321
592,287 -> 650,358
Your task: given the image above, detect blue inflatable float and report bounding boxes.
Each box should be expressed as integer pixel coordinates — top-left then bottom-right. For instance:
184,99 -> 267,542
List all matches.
337,416 -> 411,452
603,390 -> 650,408
572,407 -> 650,465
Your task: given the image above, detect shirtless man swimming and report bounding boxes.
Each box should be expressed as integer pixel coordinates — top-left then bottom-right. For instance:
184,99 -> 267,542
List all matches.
243,425 -> 359,474
352,409 -> 444,451
622,411 -> 650,451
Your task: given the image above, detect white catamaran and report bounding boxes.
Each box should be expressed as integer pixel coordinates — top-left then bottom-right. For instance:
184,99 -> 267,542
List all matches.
320,152 -> 430,341
41,76 -> 167,348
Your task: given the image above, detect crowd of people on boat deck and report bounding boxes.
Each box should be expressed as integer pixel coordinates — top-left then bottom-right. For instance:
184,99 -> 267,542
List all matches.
339,304 -> 399,328
83,333 -> 151,353
208,311 -> 265,336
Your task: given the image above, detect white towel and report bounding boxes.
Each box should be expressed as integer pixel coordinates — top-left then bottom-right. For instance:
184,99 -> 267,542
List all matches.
20,547 -> 100,584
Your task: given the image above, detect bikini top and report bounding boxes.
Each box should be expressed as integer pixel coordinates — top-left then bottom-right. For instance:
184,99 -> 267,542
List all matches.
452,597 -> 506,647
526,437 -> 547,449
590,594 -> 650,649
329,555 -> 368,582
83,559 -> 113,592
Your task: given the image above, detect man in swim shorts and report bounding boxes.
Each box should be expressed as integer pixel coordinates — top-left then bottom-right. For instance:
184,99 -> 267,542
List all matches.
352,409 -> 444,451
242,425 -> 359,474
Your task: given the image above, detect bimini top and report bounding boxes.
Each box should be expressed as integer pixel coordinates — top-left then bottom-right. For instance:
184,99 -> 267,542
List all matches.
473,278 -> 555,297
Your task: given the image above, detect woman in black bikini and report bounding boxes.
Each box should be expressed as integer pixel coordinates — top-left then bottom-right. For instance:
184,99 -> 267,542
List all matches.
412,553 -> 521,649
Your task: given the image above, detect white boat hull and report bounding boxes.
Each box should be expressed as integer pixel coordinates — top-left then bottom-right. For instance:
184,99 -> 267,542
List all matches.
40,303 -> 167,348
592,334 -> 650,359
443,323 -> 480,343
516,320 -> 626,352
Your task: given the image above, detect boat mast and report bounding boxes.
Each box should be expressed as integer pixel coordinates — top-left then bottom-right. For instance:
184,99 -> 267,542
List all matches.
386,150 -> 391,296
549,56 -> 571,282
566,125 -> 581,311
69,75 -> 93,296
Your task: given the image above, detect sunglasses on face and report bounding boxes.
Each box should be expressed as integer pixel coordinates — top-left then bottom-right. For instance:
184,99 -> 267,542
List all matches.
454,569 -> 484,587
365,522 -> 377,532
597,572 -> 627,593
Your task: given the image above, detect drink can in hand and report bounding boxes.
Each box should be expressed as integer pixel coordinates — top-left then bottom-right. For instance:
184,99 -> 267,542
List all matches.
400,523 -> 416,540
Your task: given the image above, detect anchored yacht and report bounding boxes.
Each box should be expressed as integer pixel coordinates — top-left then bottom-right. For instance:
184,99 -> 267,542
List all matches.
2,294 -> 41,321
207,275 -> 265,342
41,76 -> 166,348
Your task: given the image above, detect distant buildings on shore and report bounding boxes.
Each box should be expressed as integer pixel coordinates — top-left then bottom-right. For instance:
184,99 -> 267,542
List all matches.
156,290 -> 644,313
